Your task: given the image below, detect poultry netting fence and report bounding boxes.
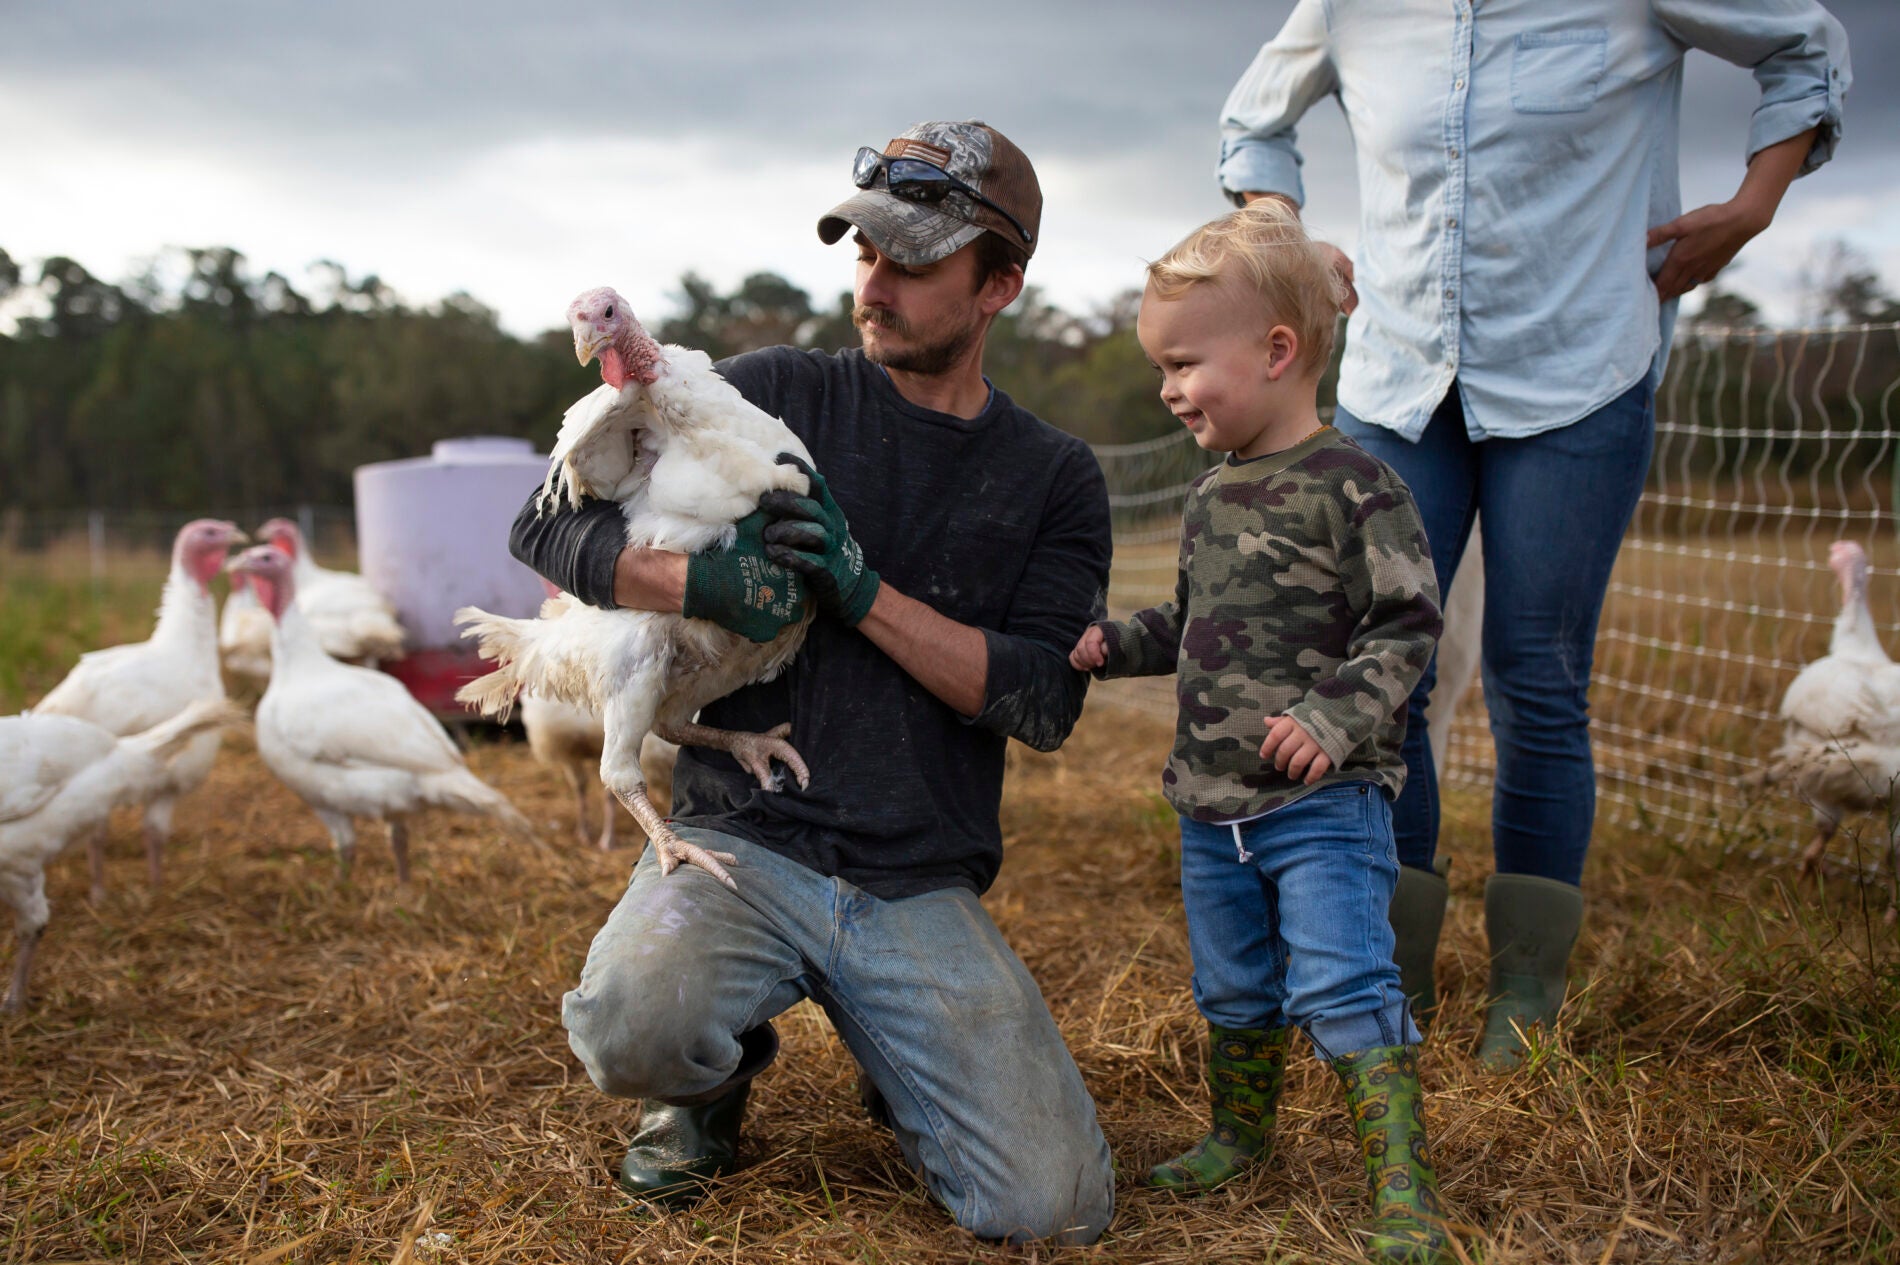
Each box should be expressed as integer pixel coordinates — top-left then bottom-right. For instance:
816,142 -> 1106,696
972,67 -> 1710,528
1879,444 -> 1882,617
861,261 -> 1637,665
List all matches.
1093,321 -> 1900,876
1,504 -> 359,569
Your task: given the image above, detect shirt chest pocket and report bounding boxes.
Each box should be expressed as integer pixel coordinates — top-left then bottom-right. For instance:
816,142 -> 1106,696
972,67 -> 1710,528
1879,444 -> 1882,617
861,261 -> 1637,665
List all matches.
1511,28 -> 1607,114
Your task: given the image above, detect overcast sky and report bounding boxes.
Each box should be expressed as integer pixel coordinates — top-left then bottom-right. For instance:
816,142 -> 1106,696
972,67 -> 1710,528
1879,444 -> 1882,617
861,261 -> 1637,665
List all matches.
2,1 -> 1893,337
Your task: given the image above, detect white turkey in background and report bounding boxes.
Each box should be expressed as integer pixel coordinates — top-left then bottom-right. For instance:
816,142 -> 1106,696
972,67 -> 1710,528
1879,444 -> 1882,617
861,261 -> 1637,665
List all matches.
2,700 -> 245,1011
1767,540 -> 1900,907
229,545 -> 532,884
518,581 -> 673,850
219,568 -> 275,680
457,286 -> 813,890
255,517 -> 406,667
31,518 -> 246,902
523,695 -> 678,851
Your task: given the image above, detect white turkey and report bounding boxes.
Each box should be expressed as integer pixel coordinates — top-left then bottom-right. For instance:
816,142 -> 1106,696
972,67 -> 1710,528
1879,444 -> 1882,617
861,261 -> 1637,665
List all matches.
2,699 -> 244,1011
31,518 -> 246,902
456,286 -> 813,890
523,694 -> 678,851
255,518 -> 406,666
228,545 -> 532,883
1767,540 -> 1900,898
219,569 -> 275,680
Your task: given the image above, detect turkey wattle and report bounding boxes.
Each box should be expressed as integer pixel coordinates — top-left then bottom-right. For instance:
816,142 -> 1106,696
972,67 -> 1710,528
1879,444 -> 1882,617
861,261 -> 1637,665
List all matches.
255,518 -> 406,667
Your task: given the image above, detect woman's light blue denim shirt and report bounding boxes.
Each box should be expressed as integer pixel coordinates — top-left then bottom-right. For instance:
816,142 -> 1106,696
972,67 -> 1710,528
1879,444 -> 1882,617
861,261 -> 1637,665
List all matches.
1218,0 -> 1850,440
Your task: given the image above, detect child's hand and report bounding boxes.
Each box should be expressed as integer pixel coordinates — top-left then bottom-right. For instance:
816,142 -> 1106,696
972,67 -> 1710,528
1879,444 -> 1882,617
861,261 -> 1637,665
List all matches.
1260,716 -> 1332,784
1069,625 -> 1108,671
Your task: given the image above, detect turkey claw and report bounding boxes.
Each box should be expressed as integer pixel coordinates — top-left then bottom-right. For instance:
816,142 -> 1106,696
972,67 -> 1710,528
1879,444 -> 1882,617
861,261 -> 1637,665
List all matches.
731,722 -> 811,791
652,822 -> 738,891
611,787 -> 740,890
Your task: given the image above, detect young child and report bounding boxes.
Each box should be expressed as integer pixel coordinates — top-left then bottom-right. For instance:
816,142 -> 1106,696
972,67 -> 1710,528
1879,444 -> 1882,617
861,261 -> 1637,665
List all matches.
1071,201 -> 1449,1262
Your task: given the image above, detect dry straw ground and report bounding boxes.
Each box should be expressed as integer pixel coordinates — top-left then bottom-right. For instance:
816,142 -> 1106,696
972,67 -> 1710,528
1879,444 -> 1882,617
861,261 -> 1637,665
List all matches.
4,684 -> 1898,1264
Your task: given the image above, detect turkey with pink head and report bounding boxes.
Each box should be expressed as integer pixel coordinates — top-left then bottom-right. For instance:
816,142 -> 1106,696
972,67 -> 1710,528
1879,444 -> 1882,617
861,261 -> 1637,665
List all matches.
32,518 -> 247,901
230,545 -> 532,883
1767,539 -> 1900,912
455,286 -> 814,890
254,518 -> 406,667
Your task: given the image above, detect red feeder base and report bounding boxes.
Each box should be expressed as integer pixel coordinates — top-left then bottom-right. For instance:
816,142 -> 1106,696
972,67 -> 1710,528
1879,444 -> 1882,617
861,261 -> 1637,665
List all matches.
380,647 -> 498,720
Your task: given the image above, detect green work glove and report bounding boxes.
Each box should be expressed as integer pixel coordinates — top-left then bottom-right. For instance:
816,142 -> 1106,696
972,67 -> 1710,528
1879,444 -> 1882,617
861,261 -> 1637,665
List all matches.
760,454 -> 881,627
682,510 -> 811,643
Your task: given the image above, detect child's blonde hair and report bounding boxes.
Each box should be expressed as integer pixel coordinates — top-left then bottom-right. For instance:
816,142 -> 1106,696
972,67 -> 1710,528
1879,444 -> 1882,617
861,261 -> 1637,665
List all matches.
1146,199 -> 1346,376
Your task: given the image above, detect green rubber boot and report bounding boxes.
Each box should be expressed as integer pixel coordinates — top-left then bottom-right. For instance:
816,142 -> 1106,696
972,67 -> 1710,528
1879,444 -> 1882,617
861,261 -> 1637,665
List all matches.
1148,1024 -> 1290,1193
616,1025 -> 777,1208
1333,1043 -> 1452,1263
1389,861 -> 1449,1028
1479,873 -> 1584,1071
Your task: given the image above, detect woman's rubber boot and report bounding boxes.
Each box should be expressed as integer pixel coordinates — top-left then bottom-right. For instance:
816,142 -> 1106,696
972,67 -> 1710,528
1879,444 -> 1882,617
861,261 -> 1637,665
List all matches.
1389,861 -> 1449,1029
1479,873 -> 1584,1071
1333,1043 -> 1452,1263
1148,1024 -> 1290,1193
617,1025 -> 778,1208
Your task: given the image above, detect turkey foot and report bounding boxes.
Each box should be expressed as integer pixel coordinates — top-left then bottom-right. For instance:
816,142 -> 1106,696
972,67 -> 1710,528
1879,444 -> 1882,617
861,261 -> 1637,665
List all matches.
657,721 -> 811,791
613,785 -> 738,890
1796,821 -> 1837,879
4,928 -> 42,1013
595,782 -> 618,852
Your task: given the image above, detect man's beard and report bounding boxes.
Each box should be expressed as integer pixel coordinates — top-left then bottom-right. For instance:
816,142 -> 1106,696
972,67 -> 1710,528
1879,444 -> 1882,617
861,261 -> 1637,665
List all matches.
855,304 -> 981,376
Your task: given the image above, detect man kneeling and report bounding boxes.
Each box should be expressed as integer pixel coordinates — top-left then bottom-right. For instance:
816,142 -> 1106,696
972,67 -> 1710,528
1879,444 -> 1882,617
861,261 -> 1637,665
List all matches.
511,120 -> 1115,1244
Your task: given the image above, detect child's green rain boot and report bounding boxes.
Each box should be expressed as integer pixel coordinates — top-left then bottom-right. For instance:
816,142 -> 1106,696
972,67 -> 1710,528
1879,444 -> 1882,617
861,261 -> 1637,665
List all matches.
1148,1024 -> 1290,1193
1333,1043 -> 1453,1263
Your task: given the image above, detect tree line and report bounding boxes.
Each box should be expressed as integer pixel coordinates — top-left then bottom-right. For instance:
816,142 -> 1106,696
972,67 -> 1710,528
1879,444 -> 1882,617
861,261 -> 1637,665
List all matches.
0,242 -> 1894,516
0,245 -> 1194,516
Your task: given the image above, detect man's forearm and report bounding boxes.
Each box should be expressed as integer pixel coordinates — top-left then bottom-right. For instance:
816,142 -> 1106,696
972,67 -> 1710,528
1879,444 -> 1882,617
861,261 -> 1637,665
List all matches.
855,583 -> 988,718
612,547 -> 687,614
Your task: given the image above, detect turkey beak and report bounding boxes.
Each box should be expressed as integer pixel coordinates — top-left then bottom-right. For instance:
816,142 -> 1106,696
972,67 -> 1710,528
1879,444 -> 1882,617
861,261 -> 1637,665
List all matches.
574,326 -> 608,366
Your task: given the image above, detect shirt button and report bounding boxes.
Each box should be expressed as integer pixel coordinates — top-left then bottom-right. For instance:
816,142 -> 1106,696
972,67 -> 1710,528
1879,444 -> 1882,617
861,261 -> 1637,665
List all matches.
1455,79 -> 1465,90
1448,147 -> 1459,158
1444,288 -> 1455,299
1448,216 -> 1458,227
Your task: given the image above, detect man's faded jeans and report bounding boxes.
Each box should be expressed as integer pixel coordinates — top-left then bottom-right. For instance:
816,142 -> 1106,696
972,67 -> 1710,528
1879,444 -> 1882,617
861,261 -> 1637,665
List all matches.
561,827 -> 1115,1245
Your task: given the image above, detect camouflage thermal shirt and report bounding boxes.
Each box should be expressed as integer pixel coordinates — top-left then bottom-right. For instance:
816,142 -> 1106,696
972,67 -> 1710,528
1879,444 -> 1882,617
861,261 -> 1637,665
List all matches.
1095,428 -> 1442,822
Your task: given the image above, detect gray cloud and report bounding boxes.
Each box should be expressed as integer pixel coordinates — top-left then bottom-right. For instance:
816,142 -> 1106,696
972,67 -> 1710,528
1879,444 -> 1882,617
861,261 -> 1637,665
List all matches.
4,0 -> 1891,323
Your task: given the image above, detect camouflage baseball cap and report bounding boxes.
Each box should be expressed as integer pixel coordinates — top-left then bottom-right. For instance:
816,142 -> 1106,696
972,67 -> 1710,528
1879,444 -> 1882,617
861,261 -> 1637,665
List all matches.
818,120 -> 1042,266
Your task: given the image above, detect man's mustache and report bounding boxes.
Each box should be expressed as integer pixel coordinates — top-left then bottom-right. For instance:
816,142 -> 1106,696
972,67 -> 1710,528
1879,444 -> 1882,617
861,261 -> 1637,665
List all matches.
854,305 -> 910,337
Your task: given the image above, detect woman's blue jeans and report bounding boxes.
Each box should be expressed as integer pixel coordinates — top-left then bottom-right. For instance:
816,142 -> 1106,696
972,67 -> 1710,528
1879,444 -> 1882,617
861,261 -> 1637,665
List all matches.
1335,380 -> 1654,886
1180,783 -> 1420,1058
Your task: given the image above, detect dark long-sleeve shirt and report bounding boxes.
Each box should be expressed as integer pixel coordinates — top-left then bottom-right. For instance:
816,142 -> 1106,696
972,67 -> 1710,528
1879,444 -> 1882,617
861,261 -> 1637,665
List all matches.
509,345 -> 1112,898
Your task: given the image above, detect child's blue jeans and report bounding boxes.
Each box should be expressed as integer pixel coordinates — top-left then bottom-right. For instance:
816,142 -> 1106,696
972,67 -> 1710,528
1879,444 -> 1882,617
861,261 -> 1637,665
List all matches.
1180,782 -> 1421,1058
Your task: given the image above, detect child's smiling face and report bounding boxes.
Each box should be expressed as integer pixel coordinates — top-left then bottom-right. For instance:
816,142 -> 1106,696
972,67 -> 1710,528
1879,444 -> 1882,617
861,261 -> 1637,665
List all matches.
1136,278 -> 1298,459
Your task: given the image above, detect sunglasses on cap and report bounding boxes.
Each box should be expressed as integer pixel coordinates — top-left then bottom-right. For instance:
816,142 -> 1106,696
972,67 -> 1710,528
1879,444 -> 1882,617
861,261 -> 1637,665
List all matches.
852,146 -> 1034,246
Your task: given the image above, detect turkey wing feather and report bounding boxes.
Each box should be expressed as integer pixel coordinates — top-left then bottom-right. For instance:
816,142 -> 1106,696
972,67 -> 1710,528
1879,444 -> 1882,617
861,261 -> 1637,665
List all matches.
265,662 -> 463,776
